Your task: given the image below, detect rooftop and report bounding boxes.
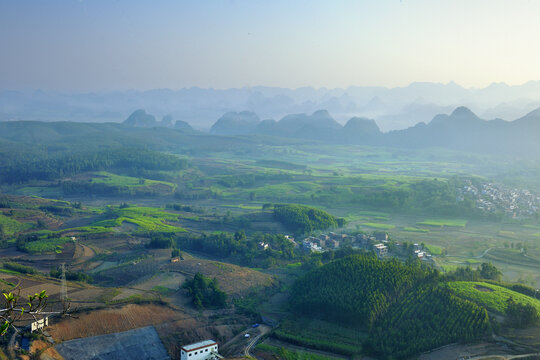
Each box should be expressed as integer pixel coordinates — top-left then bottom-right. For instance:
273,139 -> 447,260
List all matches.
182,340 -> 217,352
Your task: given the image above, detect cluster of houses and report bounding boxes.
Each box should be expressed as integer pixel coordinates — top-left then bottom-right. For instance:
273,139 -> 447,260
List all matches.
355,232 -> 389,258
460,180 -> 540,217
411,243 -> 432,260
301,232 -> 347,252
299,231 -> 390,258
256,231 -> 435,262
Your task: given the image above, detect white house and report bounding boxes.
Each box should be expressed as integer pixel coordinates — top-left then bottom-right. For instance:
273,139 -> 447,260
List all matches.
373,243 -> 388,257
180,340 -> 219,360
31,316 -> 48,332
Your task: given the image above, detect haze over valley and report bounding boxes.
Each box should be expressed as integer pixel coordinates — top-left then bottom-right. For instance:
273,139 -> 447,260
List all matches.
2,1 -> 540,360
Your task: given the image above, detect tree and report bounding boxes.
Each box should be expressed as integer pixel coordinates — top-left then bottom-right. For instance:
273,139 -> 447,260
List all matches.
183,273 -> 227,309
506,297 -> 539,328
479,262 -> 502,281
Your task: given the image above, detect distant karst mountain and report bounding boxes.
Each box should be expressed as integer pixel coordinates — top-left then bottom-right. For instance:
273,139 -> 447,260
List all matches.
208,106 -> 540,156
123,110 -> 192,130
123,109 -> 158,127
210,111 -> 260,135
5,82 -> 540,130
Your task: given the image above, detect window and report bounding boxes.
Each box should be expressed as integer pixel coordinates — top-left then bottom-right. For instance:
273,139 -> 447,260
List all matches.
189,354 -> 192,357
205,349 -> 208,352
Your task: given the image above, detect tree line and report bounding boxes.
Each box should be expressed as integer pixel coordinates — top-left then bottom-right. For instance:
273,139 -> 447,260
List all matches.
175,231 -> 296,268
0,147 -> 187,184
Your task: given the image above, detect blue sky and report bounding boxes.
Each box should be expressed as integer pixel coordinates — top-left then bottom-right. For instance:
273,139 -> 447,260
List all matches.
2,0 -> 540,91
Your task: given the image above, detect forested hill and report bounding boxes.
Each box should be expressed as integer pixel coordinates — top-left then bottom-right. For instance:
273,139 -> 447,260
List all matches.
272,204 -> 345,234
290,255 -> 491,359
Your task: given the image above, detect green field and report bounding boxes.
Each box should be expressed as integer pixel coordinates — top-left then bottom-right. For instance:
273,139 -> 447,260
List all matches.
22,237 -> 72,254
91,171 -> 176,189
403,227 -> 430,233
361,222 -> 395,230
256,343 -> 338,360
424,244 -> 442,255
92,206 -> 185,233
273,318 -> 366,356
0,213 -> 33,234
417,219 -> 468,227
447,281 -> 540,314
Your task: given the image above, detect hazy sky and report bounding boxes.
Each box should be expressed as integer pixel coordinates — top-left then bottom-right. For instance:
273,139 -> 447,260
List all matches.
2,0 -> 540,91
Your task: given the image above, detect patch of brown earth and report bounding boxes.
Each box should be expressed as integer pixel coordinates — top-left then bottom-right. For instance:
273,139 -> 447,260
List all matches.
474,285 -> 494,292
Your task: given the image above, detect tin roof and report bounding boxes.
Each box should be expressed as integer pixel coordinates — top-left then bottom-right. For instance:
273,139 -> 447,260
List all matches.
181,340 -> 217,352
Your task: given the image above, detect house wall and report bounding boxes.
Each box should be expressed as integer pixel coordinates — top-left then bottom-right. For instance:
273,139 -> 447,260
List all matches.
180,345 -> 218,360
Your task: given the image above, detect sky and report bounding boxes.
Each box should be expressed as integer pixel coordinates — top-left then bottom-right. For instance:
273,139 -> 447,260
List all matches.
2,0 -> 540,91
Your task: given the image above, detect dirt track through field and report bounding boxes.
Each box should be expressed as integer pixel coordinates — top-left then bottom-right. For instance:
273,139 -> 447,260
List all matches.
74,244 -> 95,264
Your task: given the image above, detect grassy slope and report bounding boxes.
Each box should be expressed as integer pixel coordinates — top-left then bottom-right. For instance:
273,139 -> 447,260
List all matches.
448,281 -> 540,314
91,171 -> 176,189
92,206 -> 185,232
0,213 -> 32,234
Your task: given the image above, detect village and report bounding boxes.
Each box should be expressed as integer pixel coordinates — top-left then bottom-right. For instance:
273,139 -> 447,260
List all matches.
461,180 -> 540,217
262,231 -> 434,261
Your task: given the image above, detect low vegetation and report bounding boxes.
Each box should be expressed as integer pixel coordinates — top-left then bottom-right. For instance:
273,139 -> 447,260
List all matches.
3,261 -> 36,275
272,318 -> 365,356
256,343 -> 334,360
447,281 -> 540,315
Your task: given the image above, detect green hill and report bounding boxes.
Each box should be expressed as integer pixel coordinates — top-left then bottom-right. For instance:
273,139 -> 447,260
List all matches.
273,204 -> 343,234
448,281 -> 540,314
289,255 -> 491,359
368,284 -> 489,358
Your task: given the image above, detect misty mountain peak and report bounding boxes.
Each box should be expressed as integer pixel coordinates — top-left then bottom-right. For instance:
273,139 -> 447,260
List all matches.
450,106 -> 477,118
123,109 -> 158,127
311,109 -> 332,118
210,111 -> 260,135
523,107 -> 540,118
344,117 -> 380,135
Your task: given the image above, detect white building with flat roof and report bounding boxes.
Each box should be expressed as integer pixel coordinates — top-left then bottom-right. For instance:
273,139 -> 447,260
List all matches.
180,340 -> 219,360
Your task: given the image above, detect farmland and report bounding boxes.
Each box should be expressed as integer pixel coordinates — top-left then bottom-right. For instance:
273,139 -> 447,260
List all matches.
255,342 -> 344,360
361,222 -> 395,230
272,318 -> 366,356
416,219 -> 468,228
2,131 -> 540,359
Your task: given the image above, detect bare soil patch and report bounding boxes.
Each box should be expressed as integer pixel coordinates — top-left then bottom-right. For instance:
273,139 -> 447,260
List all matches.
48,304 -> 185,342
166,259 -> 274,295
418,342 -> 512,360
475,285 -> 495,292
47,303 -> 248,359
29,340 -> 63,360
